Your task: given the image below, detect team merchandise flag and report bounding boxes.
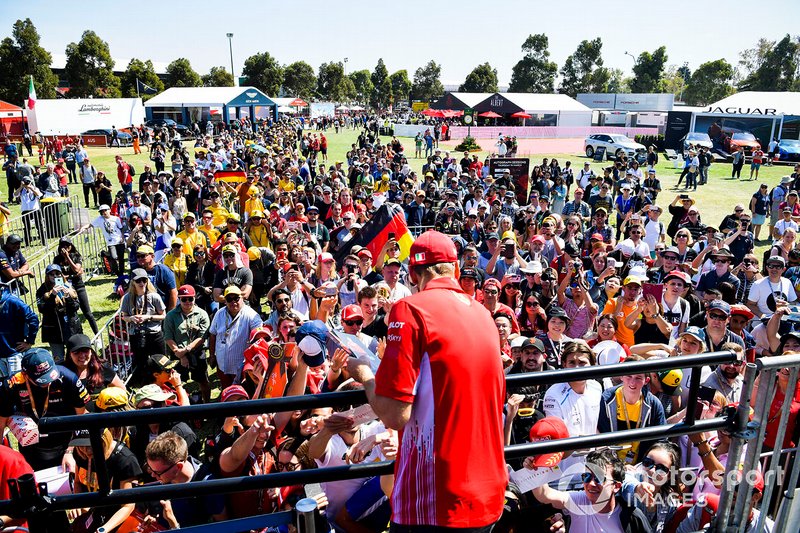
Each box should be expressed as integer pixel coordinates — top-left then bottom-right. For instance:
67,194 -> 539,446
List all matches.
334,203 -> 414,264
27,75 -> 36,110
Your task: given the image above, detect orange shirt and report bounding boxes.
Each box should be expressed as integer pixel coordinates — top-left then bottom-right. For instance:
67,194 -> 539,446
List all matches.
602,297 -> 638,347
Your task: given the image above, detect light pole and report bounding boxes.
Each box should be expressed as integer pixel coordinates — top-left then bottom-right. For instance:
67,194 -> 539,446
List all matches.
343,57 -> 348,76
624,51 -> 636,65
226,33 -> 235,86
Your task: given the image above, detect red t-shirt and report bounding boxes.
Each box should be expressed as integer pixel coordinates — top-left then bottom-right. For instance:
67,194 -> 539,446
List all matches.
375,277 -> 507,528
0,445 -> 33,529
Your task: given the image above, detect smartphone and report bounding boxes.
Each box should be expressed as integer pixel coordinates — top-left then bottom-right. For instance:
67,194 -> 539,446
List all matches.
324,285 -> 338,297
607,257 -> 617,269
55,278 -> 65,288
276,250 -> 287,261
694,385 -> 717,419
388,232 -> 396,241
641,283 -> 663,301
502,244 -> 515,259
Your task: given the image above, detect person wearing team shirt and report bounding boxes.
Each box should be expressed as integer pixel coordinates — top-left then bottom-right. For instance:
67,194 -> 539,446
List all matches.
543,340 -> 602,473
347,231 -> 507,531
0,349 -> 89,470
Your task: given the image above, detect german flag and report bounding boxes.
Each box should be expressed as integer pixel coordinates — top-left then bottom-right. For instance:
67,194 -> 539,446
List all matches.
334,203 -> 414,264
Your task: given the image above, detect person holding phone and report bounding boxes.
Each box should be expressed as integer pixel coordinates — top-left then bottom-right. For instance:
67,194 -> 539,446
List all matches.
35,264 -> 82,363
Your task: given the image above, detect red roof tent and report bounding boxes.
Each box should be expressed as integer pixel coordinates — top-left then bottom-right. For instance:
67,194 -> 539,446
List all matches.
289,98 -> 308,107
0,100 -> 25,136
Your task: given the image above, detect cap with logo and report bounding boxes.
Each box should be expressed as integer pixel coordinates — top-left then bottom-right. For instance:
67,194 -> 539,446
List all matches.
177,284 -> 196,298
66,333 -> 93,353
528,417 -> 570,467
342,304 -> 364,322
221,384 -> 250,402
680,326 -> 706,344
137,244 -> 155,255
95,387 -> 130,411
22,348 -> 60,385
708,300 -> 731,316
131,268 -> 149,281
657,369 -> 684,396
408,230 -> 457,267
148,354 -> 178,373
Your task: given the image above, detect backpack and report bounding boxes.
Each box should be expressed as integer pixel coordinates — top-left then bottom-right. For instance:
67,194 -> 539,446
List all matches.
100,249 -> 118,275
127,163 -> 136,176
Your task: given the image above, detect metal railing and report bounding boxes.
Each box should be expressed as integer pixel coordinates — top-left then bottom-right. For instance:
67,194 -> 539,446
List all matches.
91,310 -> 133,382
4,194 -> 83,253
0,351 -> 738,532
407,224 -> 435,237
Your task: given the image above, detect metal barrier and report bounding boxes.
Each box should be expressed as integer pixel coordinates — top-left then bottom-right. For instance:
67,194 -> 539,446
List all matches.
407,225 -> 435,237
0,353 -> 734,523
5,194 -> 82,253
712,354 -> 800,533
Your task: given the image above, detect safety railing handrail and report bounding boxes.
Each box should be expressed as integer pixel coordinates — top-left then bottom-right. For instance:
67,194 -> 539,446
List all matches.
38,350 -> 738,433
0,417 -> 731,515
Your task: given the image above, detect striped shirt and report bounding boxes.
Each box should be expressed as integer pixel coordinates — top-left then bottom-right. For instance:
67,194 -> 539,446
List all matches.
209,305 -> 262,378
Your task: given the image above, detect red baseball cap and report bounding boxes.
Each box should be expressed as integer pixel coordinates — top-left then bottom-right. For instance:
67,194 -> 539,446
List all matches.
531,235 -> 545,244
221,385 -> 249,402
590,233 -> 604,241
730,304 -> 755,320
409,231 -> 457,267
529,417 -> 569,468
177,285 -> 196,297
357,248 -> 373,259
248,326 -> 273,343
664,270 -> 691,285
342,304 -> 364,321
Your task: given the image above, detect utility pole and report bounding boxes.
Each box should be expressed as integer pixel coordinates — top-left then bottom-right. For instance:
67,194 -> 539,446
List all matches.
227,33 -> 235,86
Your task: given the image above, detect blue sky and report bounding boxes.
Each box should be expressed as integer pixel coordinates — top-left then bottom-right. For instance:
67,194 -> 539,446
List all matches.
5,0 -> 800,86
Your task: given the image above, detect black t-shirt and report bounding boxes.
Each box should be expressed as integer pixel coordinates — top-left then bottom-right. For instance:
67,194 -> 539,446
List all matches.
362,311 -> 388,339
213,266 -> 254,291
169,457 -> 226,527
75,442 -> 142,524
0,366 -> 89,449
52,251 -> 86,289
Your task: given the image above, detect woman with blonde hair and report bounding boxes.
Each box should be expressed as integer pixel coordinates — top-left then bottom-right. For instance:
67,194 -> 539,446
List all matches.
120,268 -> 166,385
67,427 -> 142,532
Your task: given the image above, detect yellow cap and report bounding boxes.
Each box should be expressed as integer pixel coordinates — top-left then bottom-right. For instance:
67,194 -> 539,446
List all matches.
247,247 -> 262,261
224,285 -> 242,297
171,237 -> 184,246
137,244 -> 154,254
222,244 -> 237,254
250,210 -> 264,218
501,230 -> 517,242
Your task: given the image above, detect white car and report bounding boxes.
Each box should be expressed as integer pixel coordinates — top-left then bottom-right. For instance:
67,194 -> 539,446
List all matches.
584,134 -> 646,160
681,132 -> 713,154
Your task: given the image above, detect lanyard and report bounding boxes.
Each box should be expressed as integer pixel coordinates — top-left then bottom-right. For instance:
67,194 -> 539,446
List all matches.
620,392 -> 642,430
25,379 -> 48,420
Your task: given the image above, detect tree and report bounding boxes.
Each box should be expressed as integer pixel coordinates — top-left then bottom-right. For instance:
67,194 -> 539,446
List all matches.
282,61 -> 316,99
739,35 -> 798,91
390,70 -> 412,103
459,62 -> 499,93
165,58 -> 202,88
317,62 -> 355,101
508,34 -> 558,93
369,58 -> 392,108
683,59 -> 735,106
348,70 -> 373,103
629,46 -> 668,93
241,52 -> 283,95
121,58 -> 164,100
677,63 -> 692,84
64,30 -> 121,98
607,68 -> 631,93
558,38 -> 609,96
660,65 -> 688,101
0,18 -> 59,106
411,60 -> 444,102
202,66 -> 234,87
737,38 -> 776,83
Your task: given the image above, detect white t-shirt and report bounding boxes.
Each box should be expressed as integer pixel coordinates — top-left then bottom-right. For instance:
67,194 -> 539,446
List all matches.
747,277 -> 798,316
543,381 -> 602,472
91,215 -> 124,246
564,491 -> 625,533
643,218 -> 666,252
316,422 -> 386,521
774,219 -> 798,240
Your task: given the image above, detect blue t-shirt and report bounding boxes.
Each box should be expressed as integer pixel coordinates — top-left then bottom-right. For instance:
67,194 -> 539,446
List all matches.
145,264 -> 176,301
169,457 -> 226,527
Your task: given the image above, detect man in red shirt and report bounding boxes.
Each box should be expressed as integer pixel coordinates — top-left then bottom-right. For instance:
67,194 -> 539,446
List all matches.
348,231 -> 507,531
115,155 -> 133,195
0,445 -> 33,530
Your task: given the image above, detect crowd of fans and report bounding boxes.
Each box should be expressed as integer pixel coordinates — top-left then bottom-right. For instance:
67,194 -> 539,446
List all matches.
1,115 -> 799,532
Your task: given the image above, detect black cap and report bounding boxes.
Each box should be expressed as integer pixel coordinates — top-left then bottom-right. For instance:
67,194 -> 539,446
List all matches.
66,334 -> 92,353
547,306 -> 571,324
6,234 -> 22,245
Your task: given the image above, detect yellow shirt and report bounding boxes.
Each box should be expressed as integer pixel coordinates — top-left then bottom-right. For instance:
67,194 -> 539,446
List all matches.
207,205 -> 230,228
244,197 -> 264,217
247,224 -> 271,249
0,210 -> 7,238
614,386 -> 643,462
278,178 -> 295,192
176,229 -> 210,256
199,225 -> 221,246
163,253 -> 189,286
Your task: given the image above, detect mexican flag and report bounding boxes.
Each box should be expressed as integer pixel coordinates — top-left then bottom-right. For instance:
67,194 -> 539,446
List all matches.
27,75 -> 36,110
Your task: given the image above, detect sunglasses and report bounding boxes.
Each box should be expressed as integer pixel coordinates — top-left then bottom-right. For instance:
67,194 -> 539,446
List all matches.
225,295 -> 241,303
663,255 -> 679,261
134,279 -> 148,285
714,259 -> 730,265
641,456 -> 670,475
525,301 -> 540,308
676,234 -> 689,239
275,461 -> 299,472
581,471 -> 607,485
708,312 -> 728,321
767,263 -> 784,269
484,289 -> 499,295
343,319 -> 363,326
180,297 -> 194,303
